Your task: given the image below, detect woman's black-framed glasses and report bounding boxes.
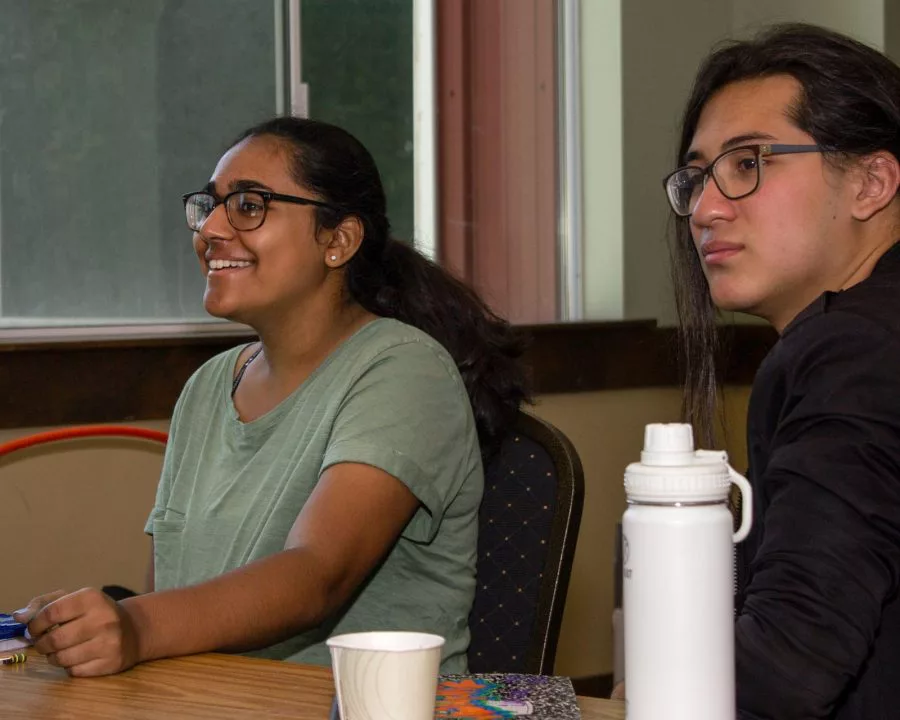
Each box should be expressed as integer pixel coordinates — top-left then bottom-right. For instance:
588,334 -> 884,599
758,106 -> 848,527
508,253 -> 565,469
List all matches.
182,190 -> 337,232
662,143 -> 822,217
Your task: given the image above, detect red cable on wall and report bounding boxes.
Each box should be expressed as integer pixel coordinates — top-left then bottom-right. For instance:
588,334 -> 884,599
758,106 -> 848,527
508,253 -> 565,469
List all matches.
0,425 -> 168,458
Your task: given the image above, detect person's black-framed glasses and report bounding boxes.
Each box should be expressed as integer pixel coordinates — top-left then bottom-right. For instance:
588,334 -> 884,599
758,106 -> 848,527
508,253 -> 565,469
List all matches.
182,189 -> 337,232
662,143 -> 822,217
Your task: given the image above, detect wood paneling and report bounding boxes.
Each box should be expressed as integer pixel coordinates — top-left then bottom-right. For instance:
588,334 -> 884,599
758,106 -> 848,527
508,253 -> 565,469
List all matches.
0,323 -> 778,429
0,336 -> 249,429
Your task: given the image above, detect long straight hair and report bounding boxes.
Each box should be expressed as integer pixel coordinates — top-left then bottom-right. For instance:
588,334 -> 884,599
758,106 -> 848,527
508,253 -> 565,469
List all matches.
670,23 -> 900,445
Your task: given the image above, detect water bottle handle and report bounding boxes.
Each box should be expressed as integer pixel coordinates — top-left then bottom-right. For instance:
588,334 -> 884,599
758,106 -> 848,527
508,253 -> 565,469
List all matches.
727,465 -> 753,543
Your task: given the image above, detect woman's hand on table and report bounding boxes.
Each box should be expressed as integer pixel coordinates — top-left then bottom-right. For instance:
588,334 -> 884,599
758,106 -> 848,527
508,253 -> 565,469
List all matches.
13,588 -> 143,677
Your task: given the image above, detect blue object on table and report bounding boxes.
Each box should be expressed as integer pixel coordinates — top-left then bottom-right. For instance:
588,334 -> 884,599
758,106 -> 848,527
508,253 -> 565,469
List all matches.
0,613 -> 26,640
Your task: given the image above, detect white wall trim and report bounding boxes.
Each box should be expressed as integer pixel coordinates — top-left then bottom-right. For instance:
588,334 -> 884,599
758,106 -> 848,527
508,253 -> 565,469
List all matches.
558,0 -> 585,320
413,0 -> 438,260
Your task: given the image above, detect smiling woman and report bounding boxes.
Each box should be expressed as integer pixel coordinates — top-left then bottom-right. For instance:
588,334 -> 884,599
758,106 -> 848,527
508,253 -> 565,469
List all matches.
183,133 -> 350,327
14,116 -> 529,679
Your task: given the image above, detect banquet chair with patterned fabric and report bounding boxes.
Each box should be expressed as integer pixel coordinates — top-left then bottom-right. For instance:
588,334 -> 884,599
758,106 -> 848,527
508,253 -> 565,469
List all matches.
467,410 -> 585,675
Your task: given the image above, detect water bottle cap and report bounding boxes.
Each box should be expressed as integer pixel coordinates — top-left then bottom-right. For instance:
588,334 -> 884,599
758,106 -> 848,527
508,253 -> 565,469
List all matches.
641,423 -> 695,466
624,459 -> 731,502
626,425 -> 732,502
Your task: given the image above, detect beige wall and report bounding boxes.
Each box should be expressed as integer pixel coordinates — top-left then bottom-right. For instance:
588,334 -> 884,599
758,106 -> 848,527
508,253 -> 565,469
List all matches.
581,0 -> 624,319
534,385 -> 751,677
532,388 -> 682,676
732,0 -> 884,47
621,0 -> 733,325
0,389 -> 752,679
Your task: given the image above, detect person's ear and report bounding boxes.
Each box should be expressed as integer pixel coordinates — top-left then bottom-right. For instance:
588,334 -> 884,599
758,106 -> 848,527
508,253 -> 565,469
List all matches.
851,151 -> 900,222
322,215 -> 364,268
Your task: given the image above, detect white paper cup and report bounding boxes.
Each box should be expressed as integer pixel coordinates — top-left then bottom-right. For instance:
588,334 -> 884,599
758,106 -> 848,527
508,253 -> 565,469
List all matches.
326,631 -> 445,720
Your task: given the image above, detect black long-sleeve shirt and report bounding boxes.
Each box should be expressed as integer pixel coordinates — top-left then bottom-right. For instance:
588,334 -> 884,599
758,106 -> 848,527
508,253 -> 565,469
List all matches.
736,242 -> 900,720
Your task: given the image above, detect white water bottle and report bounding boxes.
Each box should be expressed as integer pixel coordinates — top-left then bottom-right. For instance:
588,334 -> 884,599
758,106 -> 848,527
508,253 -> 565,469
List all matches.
622,423 -> 752,720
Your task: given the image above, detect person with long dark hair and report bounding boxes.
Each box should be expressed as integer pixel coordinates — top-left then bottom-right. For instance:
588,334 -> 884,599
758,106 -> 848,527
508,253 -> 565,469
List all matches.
14,117 -> 528,676
664,24 -> 900,720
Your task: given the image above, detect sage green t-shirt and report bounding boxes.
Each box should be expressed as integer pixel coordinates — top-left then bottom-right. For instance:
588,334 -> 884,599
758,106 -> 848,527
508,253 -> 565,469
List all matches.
145,318 -> 482,672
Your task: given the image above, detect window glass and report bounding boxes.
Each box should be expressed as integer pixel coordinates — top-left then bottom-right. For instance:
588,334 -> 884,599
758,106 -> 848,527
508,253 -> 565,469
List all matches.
0,0 -> 276,326
301,0 -> 414,242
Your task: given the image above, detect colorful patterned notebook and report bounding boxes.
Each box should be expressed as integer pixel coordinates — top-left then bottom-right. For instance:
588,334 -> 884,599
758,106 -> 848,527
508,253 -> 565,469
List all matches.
436,674 -> 580,719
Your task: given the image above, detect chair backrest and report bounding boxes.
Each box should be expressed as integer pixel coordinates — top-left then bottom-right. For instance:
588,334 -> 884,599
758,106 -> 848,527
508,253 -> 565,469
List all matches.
0,425 -> 167,609
468,410 -> 585,675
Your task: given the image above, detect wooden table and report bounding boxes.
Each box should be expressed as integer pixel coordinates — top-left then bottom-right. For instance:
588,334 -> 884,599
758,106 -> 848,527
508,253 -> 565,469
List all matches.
0,650 -> 624,719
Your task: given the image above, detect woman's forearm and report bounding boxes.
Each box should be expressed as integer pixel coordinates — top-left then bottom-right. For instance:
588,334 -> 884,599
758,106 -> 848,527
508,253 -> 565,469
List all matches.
126,464 -> 419,665
121,546 -> 336,663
